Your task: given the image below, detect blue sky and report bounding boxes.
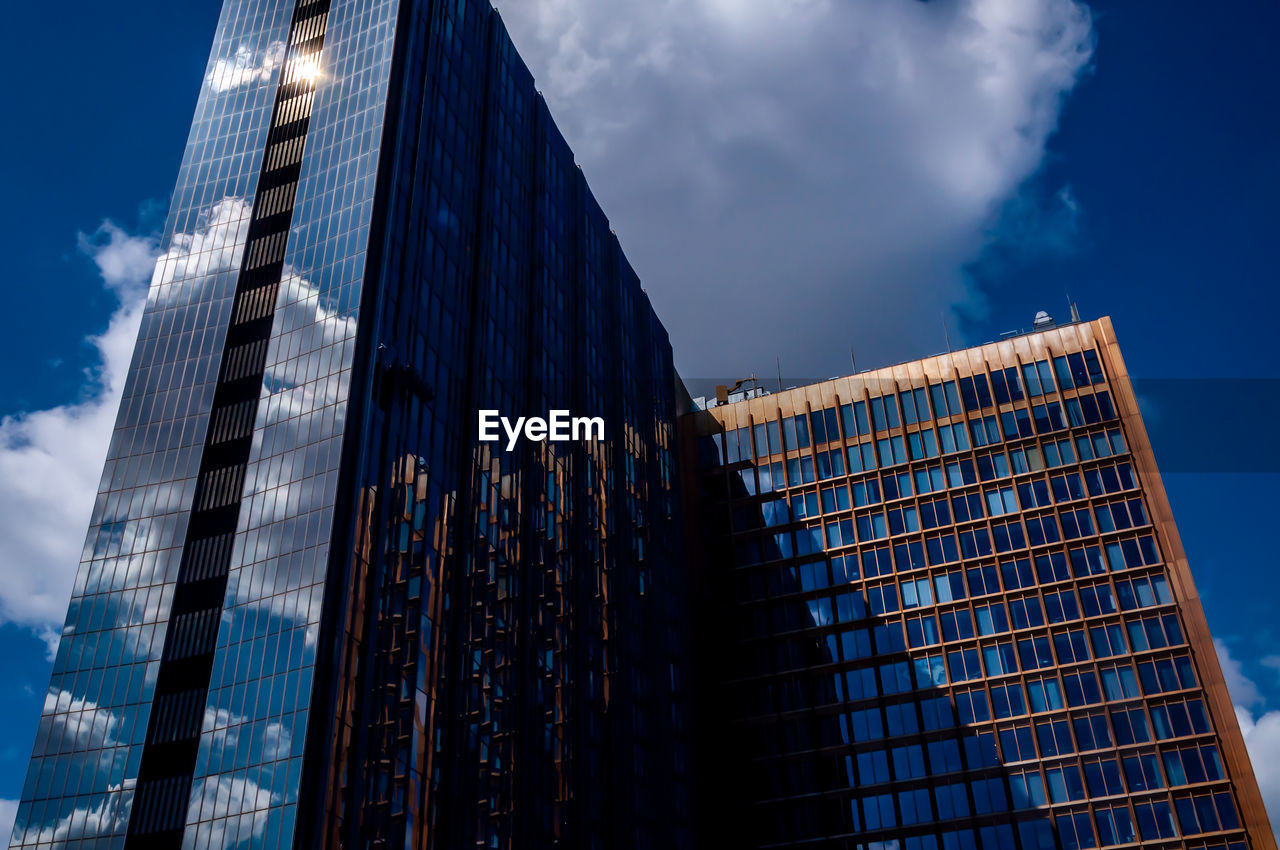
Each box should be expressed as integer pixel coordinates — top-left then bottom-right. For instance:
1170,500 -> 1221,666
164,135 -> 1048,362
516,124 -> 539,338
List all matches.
1,0 -> 1278,836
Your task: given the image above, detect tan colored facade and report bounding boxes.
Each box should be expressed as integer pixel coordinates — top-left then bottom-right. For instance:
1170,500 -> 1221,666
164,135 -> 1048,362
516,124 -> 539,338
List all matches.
684,317 -> 1275,850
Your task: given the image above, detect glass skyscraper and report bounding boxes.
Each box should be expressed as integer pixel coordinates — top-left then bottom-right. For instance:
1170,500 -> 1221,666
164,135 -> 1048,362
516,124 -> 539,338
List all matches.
8,2 -> 690,850
683,317 -> 1275,850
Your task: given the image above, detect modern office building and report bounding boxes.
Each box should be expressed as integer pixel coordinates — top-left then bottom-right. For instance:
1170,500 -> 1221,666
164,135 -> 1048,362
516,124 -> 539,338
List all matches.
8,1 -> 690,849
682,317 -> 1275,850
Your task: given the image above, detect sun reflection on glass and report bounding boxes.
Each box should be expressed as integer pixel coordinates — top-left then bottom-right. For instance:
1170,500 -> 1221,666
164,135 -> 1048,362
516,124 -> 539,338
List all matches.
289,54 -> 322,84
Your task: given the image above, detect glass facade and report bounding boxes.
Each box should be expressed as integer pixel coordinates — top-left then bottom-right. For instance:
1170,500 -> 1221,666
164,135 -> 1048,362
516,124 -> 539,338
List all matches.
9,2 -> 690,850
9,0 -> 298,846
295,5 -> 691,849
685,318 -> 1275,850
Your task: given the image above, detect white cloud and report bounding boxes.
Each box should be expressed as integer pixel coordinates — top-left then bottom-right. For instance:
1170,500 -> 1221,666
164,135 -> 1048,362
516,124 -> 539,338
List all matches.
0,191 -> 344,669
261,720 -> 292,761
202,705 -> 247,756
0,199 -> 253,639
1217,637 -> 1264,708
42,689 -> 120,751
499,0 -> 1094,376
3,0 -> 1094,634
76,222 -> 158,298
149,197 -> 250,297
14,786 -> 130,848
1,798 -> 18,847
207,42 -> 286,93
0,295 -> 144,633
1215,639 -> 1280,842
200,706 -> 292,766
186,774 -> 275,850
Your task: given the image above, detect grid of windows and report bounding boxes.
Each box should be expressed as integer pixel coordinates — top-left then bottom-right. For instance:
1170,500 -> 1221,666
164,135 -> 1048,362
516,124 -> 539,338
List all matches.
9,0 -> 297,846
690,321 -> 1268,850
182,0 -> 398,847
10,2 -> 691,850
294,8 -> 693,848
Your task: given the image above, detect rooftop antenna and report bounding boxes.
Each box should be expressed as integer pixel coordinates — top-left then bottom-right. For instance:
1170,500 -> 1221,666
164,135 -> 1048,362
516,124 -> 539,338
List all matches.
776,356 -> 783,394
942,313 -> 953,353
850,345 -> 857,374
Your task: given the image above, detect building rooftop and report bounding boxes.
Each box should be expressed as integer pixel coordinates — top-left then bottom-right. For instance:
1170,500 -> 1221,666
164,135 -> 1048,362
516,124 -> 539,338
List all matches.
690,308 -> 1086,411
